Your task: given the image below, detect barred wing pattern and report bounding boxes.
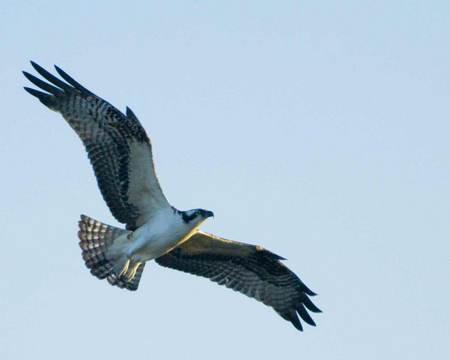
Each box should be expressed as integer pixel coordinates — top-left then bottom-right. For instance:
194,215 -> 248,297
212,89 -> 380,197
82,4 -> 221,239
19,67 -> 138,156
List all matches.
156,231 -> 321,331
24,62 -> 169,230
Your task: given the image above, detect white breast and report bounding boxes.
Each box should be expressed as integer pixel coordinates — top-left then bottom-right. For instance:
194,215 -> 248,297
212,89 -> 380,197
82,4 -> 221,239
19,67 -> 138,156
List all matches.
127,209 -> 198,262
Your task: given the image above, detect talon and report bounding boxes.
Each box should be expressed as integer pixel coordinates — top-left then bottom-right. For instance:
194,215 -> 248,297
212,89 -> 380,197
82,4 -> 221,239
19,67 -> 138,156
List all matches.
126,262 -> 141,280
118,259 -> 130,278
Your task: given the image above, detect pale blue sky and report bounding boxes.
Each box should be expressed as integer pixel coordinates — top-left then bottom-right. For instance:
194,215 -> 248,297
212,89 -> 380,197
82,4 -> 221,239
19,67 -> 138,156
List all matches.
1,1 -> 449,359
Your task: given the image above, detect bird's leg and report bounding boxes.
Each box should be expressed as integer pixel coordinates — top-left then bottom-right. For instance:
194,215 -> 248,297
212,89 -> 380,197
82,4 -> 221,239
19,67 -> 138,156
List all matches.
118,259 -> 130,278
125,261 -> 142,281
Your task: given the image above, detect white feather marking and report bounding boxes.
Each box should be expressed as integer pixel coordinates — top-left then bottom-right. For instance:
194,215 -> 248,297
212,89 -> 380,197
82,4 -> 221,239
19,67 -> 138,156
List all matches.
127,140 -> 170,226
109,208 -> 207,264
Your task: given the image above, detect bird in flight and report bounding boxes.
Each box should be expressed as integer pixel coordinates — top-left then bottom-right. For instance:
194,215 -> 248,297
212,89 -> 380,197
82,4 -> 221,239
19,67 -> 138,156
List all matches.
23,61 -> 321,332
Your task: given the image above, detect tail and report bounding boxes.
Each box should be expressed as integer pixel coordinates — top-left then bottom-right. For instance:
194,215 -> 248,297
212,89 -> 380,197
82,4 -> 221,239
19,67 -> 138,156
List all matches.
78,215 -> 146,291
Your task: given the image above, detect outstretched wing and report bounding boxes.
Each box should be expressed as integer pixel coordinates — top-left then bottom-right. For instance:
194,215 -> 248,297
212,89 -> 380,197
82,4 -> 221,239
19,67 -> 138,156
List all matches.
23,62 -> 170,229
156,231 -> 321,331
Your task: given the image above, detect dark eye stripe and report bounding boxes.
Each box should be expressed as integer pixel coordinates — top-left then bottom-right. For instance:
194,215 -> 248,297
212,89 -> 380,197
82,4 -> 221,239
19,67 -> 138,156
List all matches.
181,212 -> 198,223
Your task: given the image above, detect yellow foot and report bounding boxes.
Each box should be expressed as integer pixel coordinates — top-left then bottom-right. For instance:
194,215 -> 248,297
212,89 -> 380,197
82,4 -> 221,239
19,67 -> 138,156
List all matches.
125,262 -> 142,281
118,259 -> 130,278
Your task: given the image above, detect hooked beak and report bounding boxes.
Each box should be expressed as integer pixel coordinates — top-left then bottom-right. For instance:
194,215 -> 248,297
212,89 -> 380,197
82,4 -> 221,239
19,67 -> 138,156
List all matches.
205,210 -> 214,218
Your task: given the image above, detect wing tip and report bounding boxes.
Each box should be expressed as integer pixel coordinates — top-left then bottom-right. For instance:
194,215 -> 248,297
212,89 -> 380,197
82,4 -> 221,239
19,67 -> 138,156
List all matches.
23,86 -> 54,107
304,298 -> 322,313
53,64 -> 93,95
297,304 -> 316,327
289,312 -> 304,332
54,64 -> 68,79
29,60 -> 45,73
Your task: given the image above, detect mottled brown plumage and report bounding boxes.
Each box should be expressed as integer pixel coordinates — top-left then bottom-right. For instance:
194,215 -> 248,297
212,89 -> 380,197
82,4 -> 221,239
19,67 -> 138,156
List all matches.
24,62 -> 321,332
24,62 -> 168,230
156,232 -> 321,331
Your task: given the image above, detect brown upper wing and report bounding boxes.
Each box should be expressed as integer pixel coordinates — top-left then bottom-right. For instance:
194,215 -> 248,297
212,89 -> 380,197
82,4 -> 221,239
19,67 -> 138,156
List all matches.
156,231 -> 321,331
24,62 -> 170,229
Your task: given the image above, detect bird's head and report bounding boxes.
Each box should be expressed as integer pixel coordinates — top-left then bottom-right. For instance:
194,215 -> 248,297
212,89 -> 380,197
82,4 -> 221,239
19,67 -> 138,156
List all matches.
180,208 -> 214,225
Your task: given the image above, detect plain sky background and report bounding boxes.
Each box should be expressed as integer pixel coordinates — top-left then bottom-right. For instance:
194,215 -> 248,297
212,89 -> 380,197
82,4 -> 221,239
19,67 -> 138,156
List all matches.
1,1 -> 449,359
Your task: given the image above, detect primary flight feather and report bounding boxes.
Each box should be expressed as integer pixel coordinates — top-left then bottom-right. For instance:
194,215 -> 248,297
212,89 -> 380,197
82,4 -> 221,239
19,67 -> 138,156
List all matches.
23,61 -> 321,332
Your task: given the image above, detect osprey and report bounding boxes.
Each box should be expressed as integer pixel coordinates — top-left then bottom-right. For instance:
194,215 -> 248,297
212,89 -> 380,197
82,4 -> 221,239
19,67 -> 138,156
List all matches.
23,61 -> 321,332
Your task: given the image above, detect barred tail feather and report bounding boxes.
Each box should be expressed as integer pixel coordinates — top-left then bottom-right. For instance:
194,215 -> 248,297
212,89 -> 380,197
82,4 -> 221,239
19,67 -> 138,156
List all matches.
78,215 -> 145,291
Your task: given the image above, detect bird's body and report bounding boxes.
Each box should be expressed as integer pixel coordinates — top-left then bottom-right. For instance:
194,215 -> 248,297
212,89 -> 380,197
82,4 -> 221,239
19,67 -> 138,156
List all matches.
24,61 -> 321,332
109,208 -> 206,265
102,207 -> 209,281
